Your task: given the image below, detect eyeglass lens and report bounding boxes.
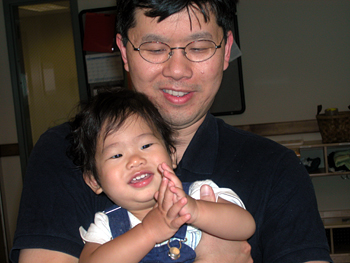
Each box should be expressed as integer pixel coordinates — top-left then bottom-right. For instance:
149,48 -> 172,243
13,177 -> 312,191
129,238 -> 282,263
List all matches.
138,40 -> 219,64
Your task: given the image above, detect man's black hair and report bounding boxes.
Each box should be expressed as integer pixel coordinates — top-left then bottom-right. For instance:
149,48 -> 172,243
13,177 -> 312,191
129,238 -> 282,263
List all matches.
116,0 -> 239,46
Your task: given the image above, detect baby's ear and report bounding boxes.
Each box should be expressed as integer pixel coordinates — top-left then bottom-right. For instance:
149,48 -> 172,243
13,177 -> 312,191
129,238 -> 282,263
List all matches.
83,172 -> 103,194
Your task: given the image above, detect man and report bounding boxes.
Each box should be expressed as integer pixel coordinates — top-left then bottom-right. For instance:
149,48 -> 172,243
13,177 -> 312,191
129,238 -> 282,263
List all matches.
11,0 -> 331,262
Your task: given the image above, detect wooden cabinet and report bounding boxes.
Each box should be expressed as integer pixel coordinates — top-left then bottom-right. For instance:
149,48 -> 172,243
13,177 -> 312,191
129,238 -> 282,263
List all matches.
282,141 -> 350,262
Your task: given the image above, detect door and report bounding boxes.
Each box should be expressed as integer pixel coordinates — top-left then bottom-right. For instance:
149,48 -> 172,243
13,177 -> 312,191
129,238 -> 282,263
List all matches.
4,0 -> 88,175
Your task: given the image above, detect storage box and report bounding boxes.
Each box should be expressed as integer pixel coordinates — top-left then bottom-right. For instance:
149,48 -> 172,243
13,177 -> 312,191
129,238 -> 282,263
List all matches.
316,108 -> 350,143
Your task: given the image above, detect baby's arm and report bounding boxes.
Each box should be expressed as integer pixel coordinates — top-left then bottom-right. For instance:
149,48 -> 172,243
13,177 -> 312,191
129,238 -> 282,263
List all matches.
190,194 -> 255,240
159,163 -> 256,241
79,177 -> 190,263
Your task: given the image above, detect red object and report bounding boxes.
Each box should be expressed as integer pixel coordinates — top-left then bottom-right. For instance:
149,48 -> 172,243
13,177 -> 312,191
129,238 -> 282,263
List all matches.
83,12 -> 116,53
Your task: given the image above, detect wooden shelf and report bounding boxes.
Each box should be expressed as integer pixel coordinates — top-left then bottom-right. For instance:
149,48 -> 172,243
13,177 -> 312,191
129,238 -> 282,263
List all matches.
281,141 -> 350,262
280,140 -> 350,178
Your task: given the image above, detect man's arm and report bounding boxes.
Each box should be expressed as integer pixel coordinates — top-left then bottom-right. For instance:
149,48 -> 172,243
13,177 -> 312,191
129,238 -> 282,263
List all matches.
19,249 -> 78,263
195,236 -> 253,263
194,185 -> 253,263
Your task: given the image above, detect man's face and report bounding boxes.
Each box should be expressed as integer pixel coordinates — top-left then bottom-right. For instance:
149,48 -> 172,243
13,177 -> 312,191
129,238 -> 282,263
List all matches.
117,8 -> 233,131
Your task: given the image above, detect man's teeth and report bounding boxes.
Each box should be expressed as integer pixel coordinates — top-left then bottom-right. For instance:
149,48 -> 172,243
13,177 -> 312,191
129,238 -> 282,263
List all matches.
132,174 -> 149,182
163,89 -> 189,97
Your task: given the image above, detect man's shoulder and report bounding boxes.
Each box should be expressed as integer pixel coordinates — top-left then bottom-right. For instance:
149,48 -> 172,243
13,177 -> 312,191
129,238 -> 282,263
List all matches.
42,122 -> 72,138
215,117 -> 286,152
35,122 -> 72,146
29,122 -> 73,165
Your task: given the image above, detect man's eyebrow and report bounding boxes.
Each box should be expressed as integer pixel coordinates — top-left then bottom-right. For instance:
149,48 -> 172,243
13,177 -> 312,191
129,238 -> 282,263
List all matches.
141,34 -> 168,43
185,32 -> 214,41
140,31 -> 214,43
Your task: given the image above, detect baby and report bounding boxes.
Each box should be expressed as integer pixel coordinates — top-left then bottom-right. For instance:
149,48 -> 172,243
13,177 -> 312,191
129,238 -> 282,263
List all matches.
70,88 -> 255,263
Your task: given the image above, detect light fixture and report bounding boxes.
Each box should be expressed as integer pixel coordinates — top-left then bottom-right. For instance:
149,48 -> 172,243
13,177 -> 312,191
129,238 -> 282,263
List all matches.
19,4 -> 68,12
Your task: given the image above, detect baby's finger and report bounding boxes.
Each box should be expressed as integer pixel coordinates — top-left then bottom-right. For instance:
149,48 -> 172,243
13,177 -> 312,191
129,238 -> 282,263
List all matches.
167,197 -> 188,219
161,166 -> 182,189
171,214 -> 191,229
157,177 -> 169,205
169,185 -> 188,202
161,182 -> 175,211
154,190 -> 159,201
158,163 -> 165,174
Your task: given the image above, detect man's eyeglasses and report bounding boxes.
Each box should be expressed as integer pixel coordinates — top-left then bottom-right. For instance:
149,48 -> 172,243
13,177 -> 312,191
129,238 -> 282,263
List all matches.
127,37 -> 224,64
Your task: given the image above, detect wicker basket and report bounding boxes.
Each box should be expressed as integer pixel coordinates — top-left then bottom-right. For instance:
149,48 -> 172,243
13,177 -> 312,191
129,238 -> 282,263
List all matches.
316,107 -> 350,143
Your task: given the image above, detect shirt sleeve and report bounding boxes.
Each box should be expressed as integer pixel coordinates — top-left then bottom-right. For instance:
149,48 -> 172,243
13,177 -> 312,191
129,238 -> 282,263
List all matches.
10,123 -> 112,263
188,179 -> 246,209
80,212 -> 112,244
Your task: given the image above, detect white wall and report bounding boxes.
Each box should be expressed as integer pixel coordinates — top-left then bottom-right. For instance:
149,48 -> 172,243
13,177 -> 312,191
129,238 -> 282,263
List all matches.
0,0 -> 349,251
223,0 -> 350,127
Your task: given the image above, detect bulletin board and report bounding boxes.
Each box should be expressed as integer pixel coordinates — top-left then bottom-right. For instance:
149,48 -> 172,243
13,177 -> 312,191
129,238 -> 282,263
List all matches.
79,6 -> 125,96
79,5 -> 245,115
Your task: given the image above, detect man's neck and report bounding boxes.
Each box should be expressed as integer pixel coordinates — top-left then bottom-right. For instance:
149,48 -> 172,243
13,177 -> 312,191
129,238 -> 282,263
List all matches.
173,115 -> 206,163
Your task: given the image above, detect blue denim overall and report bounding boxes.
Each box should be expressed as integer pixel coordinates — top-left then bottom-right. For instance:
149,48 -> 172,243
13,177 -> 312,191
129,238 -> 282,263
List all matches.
105,182 -> 196,263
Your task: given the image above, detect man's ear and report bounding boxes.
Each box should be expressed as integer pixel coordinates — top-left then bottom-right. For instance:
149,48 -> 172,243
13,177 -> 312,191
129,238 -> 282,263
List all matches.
223,31 -> 234,71
83,172 -> 103,194
116,33 -> 130,72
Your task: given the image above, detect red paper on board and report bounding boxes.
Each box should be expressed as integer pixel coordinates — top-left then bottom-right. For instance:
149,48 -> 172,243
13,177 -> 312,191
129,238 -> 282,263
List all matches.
83,12 -> 116,53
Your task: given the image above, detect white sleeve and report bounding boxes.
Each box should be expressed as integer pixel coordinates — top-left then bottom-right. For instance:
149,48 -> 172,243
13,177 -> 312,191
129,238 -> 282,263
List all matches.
188,180 -> 246,209
79,212 -> 112,244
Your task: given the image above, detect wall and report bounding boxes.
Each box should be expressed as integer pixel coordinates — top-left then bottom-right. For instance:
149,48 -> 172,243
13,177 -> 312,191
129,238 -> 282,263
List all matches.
20,11 -> 80,145
231,1 -> 350,212
0,0 -> 349,252
224,0 -> 350,128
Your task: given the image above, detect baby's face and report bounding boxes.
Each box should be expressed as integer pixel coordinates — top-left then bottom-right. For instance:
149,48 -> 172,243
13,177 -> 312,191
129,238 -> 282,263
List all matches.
94,115 -> 172,215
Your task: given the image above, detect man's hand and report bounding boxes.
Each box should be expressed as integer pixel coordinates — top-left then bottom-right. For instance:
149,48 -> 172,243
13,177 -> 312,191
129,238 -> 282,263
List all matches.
19,249 -> 78,263
194,185 -> 253,263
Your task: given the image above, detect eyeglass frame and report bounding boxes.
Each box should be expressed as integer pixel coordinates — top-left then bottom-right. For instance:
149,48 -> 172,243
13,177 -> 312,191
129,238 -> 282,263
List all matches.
126,37 -> 225,64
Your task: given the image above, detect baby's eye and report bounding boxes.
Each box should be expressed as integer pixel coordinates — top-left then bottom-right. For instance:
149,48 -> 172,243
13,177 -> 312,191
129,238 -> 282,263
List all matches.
141,143 -> 153,150
111,154 -> 122,159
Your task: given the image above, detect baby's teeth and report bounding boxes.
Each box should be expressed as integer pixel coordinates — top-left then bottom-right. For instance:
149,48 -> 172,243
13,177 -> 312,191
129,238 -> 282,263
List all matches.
132,174 -> 147,181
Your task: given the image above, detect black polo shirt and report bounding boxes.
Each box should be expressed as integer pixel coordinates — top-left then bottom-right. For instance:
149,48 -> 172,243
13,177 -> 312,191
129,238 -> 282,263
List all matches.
176,114 -> 332,262
11,114 -> 332,263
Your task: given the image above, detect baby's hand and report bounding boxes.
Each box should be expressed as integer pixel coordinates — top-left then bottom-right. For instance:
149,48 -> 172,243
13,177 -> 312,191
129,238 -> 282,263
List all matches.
158,163 -> 186,204
142,176 -> 190,244
158,163 -> 200,224
158,163 -> 183,189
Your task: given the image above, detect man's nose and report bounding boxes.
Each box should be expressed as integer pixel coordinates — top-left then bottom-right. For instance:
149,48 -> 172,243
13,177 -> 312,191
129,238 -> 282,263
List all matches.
162,49 -> 193,80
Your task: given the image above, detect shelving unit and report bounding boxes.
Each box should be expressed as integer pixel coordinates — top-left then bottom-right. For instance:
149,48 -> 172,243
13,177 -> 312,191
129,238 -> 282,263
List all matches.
321,210 -> 350,262
282,140 -> 350,262
284,140 -> 350,177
